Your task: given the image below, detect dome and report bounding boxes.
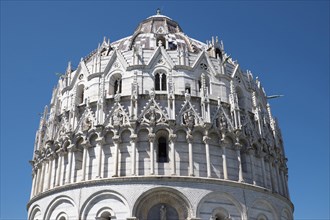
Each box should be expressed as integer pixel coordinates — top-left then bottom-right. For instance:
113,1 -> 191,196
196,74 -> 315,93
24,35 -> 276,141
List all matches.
104,10 -> 206,53
135,9 -> 183,34
27,11 -> 293,220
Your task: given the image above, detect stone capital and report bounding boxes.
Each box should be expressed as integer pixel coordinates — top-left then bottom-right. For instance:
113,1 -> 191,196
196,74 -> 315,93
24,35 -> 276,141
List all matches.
95,137 -> 106,145
169,134 -> 177,143
186,134 -> 193,143
203,136 -> 211,144
234,142 -> 242,151
148,133 -> 156,142
112,135 -> 121,144
246,147 -> 255,155
67,144 -> 75,152
81,141 -> 92,149
130,134 -> 138,143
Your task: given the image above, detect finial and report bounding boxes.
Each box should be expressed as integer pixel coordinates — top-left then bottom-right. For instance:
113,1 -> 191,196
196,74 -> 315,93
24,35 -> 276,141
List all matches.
156,8 -> 161,15
66,61 -> 72,74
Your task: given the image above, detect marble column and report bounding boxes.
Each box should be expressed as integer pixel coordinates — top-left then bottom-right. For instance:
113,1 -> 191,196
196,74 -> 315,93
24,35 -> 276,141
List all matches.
266,156 -> 276,192
221,145 -> 228,180
65,145 -> 74,184
235,143 -> 244,182
203,136 -> 211,178
148,133 -> 155,175
187,134 -> 194,176
70,149 -> 77,183
112,135 -> 120,177
280,166 -> 288,197
130,135 -> 137,176
247,148 -> 257,185
81,144 -> 89,181
37,162 -> 44,193
96,138 -> 105,178
284,169 -> 290,198
30,169 -> 37,197
275,161 -> 282,194
56,150 -> 64,186
40,160 -> 48,192
169,134 -> 177,175
259,152 -> 267,188
51,154 -> 57,188
47,156 -> 54,190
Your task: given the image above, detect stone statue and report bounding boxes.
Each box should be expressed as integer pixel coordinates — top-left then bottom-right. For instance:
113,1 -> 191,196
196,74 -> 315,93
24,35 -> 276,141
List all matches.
160,205 -> 166,220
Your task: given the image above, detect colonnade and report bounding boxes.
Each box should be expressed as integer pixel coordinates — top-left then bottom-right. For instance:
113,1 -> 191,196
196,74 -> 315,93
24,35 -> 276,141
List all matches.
30,132 -> 289,200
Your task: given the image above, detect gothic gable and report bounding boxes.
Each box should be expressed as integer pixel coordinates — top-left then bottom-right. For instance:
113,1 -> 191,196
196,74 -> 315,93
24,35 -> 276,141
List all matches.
211,101 -> 234,133
138,90 -> 169,126
103,49 -> 129,75
146,46 -> 175,69
178,92 -> 203,131
191,51 -> 217,76
104,97 -> 130,128
74,106 -> 96,133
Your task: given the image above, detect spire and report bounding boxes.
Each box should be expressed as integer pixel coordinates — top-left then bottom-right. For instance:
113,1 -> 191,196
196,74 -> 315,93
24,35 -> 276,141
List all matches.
66,61 -> 72,75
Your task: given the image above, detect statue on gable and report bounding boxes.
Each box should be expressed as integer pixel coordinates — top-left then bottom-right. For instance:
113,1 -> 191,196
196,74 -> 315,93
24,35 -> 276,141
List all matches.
218,113 -> 228,131
82,117 -> 92,131
112,109 -> 122,128
183,111 -> 195,131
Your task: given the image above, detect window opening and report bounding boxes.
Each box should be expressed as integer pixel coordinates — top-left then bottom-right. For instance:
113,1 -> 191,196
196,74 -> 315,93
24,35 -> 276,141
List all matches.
168,41 -> 177,50
114,78 -> 122,94
158,137 -> 168,162
155,72 -> 167,91
215,48 -> 222,60
198,80 -> 202,92
185,84 -> 191,94
100,211 -> 111,220
156,36 -> 166,48
161,74 -> 167,91
155,73 -> 160,90
77,85 -> 85,104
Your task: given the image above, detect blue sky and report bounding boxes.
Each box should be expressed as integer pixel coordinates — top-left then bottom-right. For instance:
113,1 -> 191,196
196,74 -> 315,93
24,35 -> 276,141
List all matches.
0,1 -> 329,219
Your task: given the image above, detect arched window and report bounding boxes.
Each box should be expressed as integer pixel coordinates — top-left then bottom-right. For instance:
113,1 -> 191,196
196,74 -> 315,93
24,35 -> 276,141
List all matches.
168,41 -> 177,50
236,87 -> 245,109
96,208 -> 115,220
156,36 -> 166,48
76,84 -> 85,104
212,208 -> 230,220
109,74 -> 122,95
257,214 -> 268,220
114,78 -> 122,94
185,84 -> 191,94
241,149 -> 248,173
99,211 -> 111,220
157,137 -> 168,163
155,72 -> 167,91
215,48 -> 222,60
56,213 -> 68,220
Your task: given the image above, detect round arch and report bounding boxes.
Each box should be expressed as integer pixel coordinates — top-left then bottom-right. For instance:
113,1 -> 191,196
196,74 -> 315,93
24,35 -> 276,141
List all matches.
29,205 -> 41,220
249,198 -> 279,220
196,191 -> 244,219
133,187 -> 192,220
79,190 -> 130,220
281,208 -> 293,220
43,195 -> 77,220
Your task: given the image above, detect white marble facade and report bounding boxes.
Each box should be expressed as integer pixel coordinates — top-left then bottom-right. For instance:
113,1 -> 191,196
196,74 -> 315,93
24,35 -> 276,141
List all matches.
28,11 -> 293,220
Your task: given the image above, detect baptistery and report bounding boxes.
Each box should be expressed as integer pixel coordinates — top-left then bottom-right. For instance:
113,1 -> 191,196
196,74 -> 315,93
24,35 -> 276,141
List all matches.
27,10 -> 293,220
